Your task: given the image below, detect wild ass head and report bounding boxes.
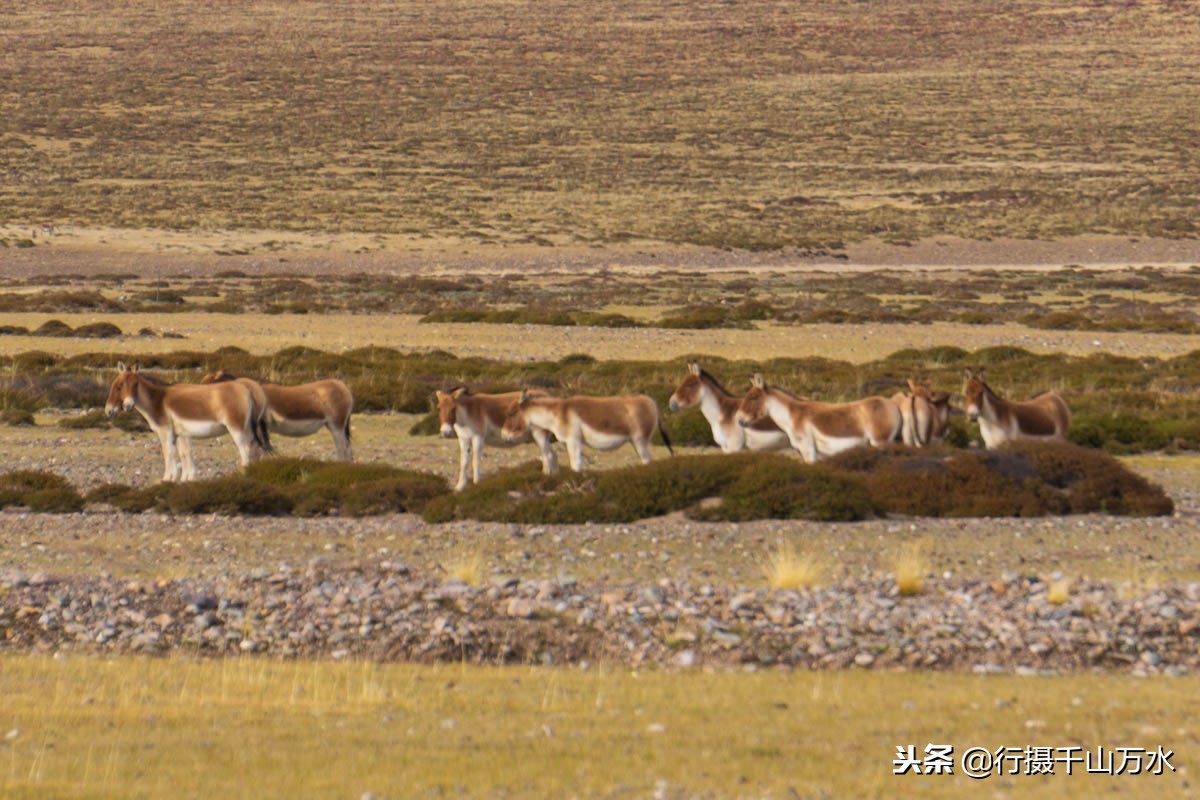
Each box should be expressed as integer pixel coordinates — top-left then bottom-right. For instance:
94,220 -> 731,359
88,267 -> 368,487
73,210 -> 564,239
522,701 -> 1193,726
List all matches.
105,362 -> 141,416
501,389 -> 534,440
434,386 -> 468,438
668,362 -> 705,412
962,368 -> 988,422
735,374 -> 770,428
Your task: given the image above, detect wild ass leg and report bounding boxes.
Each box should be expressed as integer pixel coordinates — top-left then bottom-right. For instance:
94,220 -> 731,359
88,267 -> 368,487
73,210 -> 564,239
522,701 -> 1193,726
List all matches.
454,435 -> 472,491
566,434 -> 585,473
532,428 -> 558,475
228,425 -> 255,469
470,434 -> 485,486
178,435 -> 196,481
632,435 -> 653,464
328,420 -> 352,462
159,429 -> 180,482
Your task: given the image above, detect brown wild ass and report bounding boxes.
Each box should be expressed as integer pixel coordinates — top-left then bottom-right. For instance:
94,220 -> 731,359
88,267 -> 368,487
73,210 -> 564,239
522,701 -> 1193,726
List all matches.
502,390 -> 673,473
105,363 -> 264,481
890,379 -> 952,447
668,363 -> 790,452
436,387 -> 556,491
962,368 -> 1070,448
203,370 -> 354,461
735,375 -> 902,463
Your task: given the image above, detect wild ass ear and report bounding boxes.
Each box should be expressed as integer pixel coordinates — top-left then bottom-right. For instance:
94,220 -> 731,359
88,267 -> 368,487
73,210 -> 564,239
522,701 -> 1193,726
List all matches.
930,391 -> 951,405
750,374 -> 765,389
906,378 -> 920,392
977,367 -> 986,381
451,386 -> 468,399
962,368 -> 975,380
131,363 -> 140,373
117,361 -> 127,373
518,388 -> 531,406
687,362 -> 701,376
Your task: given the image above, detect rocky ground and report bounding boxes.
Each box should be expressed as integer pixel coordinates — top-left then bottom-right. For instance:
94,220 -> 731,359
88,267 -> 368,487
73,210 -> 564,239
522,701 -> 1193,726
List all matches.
3,562 -> 1198,676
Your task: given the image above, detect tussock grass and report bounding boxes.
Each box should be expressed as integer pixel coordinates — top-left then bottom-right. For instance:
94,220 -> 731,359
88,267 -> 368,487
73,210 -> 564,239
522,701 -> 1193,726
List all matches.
894,543 -> 929,597
442,547 -> 487,588
1047,576 -> 1073,606
762,544 -> 824,591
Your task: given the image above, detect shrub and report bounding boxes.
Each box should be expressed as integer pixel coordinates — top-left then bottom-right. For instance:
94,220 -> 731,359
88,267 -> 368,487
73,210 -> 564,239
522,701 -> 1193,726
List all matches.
0,470 -> 73,494
1001,440 -> 1174,516
1,408 -> 35,427
84,483 -> 135,506
408,411 -> 442,436
24,487 -> 85,513
691,456 -> 874,522
72,322 -> 124,339
32,319 -> 75,337
165,477 -> 294,516
1068,413 -> 1170,454
340,474 -> 449,516
107,484 -> 173,513
58,410 -> 110,429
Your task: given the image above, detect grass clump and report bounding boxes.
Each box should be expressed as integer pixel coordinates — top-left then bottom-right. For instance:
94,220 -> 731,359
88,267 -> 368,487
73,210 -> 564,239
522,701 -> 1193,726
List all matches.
243,457 -> 449,515
894,543 -> 928,597
24,487 -> 85,513
762,543 -> 824,591
442,547 -> 486,587
0,470 -> 81,511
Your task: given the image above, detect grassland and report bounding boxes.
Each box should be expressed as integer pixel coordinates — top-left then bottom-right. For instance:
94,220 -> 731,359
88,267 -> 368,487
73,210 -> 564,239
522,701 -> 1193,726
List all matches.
1,655 -> 1197,799
3,1 -> 1200,249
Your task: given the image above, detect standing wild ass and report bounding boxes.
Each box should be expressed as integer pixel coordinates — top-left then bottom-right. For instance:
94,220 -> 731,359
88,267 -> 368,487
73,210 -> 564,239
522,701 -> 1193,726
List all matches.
669,363 -> 790,452
203,370 -> 354,461
105,363 -> 264,481
891,379 -> 952,447
735,374 -> 902,463
436,386 -> 556,491
962,368 -> 1070,448
502,390 -> 673,473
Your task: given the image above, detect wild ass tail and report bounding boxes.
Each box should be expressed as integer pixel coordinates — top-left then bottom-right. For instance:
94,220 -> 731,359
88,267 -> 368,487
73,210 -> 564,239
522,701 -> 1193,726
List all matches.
657,419 -> 675,457
255,416 -> 274,454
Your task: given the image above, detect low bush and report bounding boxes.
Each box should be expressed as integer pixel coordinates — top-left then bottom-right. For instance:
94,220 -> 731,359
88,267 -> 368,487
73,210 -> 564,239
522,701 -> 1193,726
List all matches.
165,477 -> 294,516
0,470 -> 73,494
1069,413 -> 1171,454
58,410 -> 110,429
1002,440 -> 1174,516
691,456 -> 874,522
24,487 -> 85,513
84,483 -> 135,506
71,322 -> 124,339
1,408 -> 36,427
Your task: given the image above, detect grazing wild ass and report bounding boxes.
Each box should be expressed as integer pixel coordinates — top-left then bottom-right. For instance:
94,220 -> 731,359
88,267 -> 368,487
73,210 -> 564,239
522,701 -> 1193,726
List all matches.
105,363 -> 264,481
891,379 -> 952,447
203,370 -> 354,461
735,374 -> 902,463
436,386 -> 556,491
502,390 -> 673,473
962,368 -> 1070,448
669,362 -> 790,452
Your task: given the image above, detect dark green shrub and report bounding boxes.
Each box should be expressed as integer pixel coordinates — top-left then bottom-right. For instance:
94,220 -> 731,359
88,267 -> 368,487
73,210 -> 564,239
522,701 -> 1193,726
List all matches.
165,477 -> 294,516
1068,413 -> 1170,454
58,410 -> 110,429
1,408 -> 35,427
0,470 -> 73,494
859,450 -> 1046,517
244,458 -> 402,488
408,412 -> 442,436
71,322 -> 124,339
24,487 -> 85,513
85,483 -> 135,506
657,306 -> 754,330
107,484 -> 173,513
660,409 -> 717,447
32,319 -> 74,337
691,457 -> 874,522
1001,440 -> 1174,516
340,474 -> 449,516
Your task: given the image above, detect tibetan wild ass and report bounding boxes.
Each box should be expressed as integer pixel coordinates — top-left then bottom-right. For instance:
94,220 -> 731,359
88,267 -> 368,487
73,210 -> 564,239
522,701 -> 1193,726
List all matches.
735,374 -> 902,463
105,363 -> 264,481
668,363 -> 790,452
436,386 -> 556,491
891,379 -> 952,447
962,368 -> 1070,448
502,390 -> 673,473
203,370 -> 354,461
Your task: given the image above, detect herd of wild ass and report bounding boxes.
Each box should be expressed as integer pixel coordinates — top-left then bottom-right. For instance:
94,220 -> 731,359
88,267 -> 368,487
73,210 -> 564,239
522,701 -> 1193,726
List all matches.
103,362 -> 1070,489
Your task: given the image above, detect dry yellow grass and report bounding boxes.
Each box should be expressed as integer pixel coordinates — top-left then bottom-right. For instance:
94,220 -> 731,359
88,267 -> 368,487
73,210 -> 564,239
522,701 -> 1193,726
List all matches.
1,311 -> 1197,365
895,542 -> 929,597
1,654 -> 1197,799
762,543 -> 824,591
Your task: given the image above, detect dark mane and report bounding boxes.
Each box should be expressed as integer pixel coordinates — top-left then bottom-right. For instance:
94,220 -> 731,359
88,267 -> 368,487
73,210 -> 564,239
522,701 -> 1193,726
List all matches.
697,368 -> 735,397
